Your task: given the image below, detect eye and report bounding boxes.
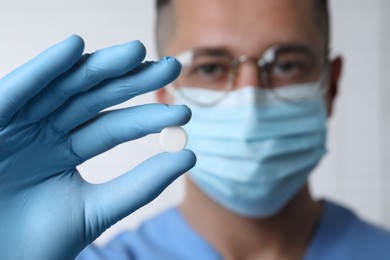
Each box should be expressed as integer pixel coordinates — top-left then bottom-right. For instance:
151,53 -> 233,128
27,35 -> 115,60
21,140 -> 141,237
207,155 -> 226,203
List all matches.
179,54 -> 232,88
270,50 -> 315,79
273,61 -> 303,74
188,62 -> 230,84
194,63 -> 226,76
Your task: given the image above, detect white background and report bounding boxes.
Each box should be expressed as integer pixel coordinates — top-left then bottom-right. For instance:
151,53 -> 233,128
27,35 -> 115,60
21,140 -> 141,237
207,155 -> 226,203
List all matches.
0,0 -> 389,245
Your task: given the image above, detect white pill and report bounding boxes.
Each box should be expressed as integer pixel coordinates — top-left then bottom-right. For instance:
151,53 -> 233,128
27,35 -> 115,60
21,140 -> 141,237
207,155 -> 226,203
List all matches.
159,126 -> 188,153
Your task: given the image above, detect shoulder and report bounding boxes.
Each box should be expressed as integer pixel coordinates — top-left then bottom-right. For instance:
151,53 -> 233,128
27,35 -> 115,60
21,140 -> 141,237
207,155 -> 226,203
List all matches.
305,200 -> 390,260
322,201 -> 390,245
76,207 -> 220,260
76,208 -> 180,260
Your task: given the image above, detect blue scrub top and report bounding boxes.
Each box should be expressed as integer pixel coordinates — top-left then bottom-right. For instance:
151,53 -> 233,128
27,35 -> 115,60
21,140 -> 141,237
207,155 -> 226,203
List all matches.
77,201 -> 390,260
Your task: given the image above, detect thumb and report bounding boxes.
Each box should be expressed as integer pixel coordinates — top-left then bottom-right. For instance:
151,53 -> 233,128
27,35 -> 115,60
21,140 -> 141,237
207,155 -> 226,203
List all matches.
83,150 -> 196,240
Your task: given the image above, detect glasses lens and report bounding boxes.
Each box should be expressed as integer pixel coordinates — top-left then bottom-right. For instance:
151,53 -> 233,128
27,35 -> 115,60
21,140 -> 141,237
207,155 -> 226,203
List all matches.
262,45 -> 328,101
174,50 -> 234,105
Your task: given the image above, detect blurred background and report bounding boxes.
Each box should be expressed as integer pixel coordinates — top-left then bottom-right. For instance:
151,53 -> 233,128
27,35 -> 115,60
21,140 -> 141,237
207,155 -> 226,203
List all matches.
0,0 -> 389,245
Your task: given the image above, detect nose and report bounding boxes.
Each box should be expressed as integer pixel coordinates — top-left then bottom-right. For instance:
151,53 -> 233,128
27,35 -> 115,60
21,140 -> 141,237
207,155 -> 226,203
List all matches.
234,60 -> 263,89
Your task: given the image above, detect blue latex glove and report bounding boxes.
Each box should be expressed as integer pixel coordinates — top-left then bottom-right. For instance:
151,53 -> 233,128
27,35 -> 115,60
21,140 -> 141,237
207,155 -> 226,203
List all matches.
0,35 -> 196,260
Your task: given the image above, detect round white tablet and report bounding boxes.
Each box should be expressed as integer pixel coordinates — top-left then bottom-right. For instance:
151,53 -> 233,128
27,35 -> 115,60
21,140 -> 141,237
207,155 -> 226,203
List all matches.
159,126 -> 188,153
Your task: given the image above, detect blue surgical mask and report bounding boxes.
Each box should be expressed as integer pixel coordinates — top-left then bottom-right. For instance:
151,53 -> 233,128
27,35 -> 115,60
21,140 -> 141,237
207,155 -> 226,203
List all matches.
175,83 -> 327,218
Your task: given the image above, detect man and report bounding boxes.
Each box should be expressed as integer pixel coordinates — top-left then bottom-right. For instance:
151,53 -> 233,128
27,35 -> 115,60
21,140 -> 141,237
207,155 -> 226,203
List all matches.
1,1 -> 390,259
77,0 -> 390,259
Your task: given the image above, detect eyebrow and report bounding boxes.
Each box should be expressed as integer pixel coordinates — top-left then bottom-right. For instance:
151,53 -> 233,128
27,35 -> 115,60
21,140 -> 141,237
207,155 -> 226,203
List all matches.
191,47 -> 234,57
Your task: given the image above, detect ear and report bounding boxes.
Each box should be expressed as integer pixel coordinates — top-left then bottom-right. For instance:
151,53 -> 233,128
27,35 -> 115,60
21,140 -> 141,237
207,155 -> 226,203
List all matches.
326,56 -> 343,117
156,85 -> 174,104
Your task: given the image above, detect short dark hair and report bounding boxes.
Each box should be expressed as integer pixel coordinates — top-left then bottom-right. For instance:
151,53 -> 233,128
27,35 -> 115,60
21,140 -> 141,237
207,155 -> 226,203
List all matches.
155,0 -> 175,56
313,0 -> 330,48
155,0 -> 330,55
156,0 -> 170,10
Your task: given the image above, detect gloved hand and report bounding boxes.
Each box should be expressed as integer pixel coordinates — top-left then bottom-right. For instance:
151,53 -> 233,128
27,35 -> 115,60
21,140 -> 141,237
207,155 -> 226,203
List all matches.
0,35 -> 196,260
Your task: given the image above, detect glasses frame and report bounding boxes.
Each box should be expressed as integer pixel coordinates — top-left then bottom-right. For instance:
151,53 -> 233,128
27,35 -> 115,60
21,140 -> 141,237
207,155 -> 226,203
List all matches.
172,44 -> 331,106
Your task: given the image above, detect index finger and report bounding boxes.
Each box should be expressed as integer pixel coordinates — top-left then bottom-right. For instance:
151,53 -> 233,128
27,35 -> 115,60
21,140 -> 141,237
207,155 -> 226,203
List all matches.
0,35 -> 84,124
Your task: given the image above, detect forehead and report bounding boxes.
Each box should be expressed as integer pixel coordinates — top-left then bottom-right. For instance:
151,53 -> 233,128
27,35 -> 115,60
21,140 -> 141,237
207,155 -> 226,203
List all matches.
167,0 -> 323,56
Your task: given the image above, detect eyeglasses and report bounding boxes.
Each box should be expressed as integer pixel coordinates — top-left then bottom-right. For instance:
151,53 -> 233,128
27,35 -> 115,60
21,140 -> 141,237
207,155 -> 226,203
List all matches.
172,44 -> 330,106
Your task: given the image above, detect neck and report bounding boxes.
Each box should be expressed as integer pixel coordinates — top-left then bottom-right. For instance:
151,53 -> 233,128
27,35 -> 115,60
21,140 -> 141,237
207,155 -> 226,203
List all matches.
179,177 -> 322,260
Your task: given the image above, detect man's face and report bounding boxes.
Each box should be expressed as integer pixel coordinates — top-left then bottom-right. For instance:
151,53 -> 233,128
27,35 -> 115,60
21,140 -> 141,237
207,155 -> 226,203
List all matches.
157,0 -> 341,113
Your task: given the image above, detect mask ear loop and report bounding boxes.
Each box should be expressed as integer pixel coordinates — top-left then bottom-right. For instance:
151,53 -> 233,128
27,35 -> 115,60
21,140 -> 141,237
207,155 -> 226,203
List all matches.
164,83 -> 191,106
312,47 -> 332,98
319,49 -> 332,96
165,84 -> 177,99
